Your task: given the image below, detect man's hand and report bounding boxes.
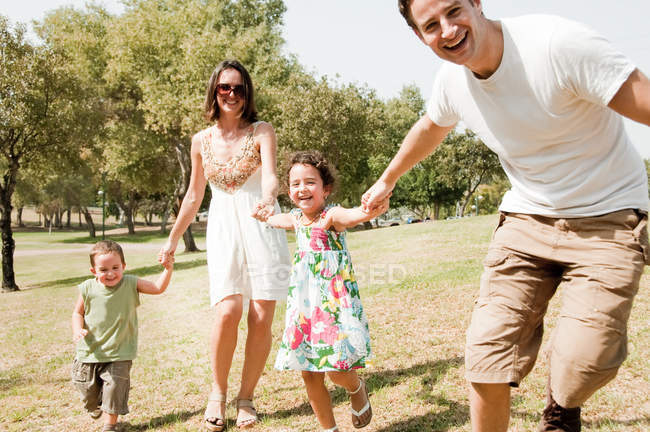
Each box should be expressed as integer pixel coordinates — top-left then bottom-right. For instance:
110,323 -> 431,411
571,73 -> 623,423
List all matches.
362,180 -> 395,212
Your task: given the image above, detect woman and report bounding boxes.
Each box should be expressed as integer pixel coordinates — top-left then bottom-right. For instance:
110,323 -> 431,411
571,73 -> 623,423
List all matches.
160,60 -> 290,431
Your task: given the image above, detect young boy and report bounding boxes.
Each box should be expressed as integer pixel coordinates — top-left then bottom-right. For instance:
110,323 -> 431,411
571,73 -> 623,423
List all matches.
71,240 -> 173,432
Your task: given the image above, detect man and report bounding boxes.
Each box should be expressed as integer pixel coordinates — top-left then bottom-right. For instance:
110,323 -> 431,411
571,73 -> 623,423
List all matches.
362,1 -> 650,431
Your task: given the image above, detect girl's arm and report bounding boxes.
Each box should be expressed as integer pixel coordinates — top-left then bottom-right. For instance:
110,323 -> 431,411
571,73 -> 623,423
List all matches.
71,294 -> 87,342
325,198 -> 390,232
265,212 -> 295,230
160,133 -> 207,266
251,122 -> 280,221
137,264 -> 173,295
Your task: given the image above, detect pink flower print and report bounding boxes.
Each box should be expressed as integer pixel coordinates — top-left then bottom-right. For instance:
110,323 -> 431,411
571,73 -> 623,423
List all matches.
329,275 -> 349,307
309,228 -> 331,251
298,313 -> 311,343
287,324 -> 304,350
320,260 -> 333,278
310,307 -> 338,345
334,360 -> 350,370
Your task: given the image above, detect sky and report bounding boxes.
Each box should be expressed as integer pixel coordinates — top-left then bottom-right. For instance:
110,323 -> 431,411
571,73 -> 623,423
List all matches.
3,0 -> 649,156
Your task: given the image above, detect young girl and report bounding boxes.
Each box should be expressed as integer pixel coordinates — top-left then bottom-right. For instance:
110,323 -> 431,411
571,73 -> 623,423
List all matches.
261,150 -> 389,431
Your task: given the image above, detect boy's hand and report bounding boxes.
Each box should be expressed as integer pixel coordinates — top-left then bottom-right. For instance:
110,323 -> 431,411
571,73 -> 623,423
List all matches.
73,328 -> 88,342
160,253 -> 174,271
158,242 -> 176,268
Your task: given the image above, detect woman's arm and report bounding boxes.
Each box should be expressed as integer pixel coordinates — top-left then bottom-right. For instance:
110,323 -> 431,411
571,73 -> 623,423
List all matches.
265,213 -> 295,230
326,198 -> 390,232
160,133 -> 207,265
252,122 -> 281,221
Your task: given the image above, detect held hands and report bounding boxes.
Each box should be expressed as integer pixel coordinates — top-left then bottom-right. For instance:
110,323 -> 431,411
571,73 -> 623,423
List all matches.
73,328 -> 88,342
251,197 -> 275,222
361,180 -> 394,213
364,196 -> 391,219
158,241 -> 176,269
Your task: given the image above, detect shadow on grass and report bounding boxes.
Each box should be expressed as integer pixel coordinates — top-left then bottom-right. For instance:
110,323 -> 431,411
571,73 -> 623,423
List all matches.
29,259 -> 208,289
0,375 -> 70,393
583,417 -> 650,429
62,231 -> 176,244
122,408 -> 203,431
267,356 -> 467,430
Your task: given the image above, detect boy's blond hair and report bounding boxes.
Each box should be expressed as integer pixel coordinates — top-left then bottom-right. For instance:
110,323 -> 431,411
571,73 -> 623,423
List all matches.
90,240 -> 125,266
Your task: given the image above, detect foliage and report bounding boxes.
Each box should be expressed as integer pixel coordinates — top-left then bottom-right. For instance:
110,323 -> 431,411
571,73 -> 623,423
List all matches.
433,130 -> 504,216
272,76 -> 385,205
0,15 -> 96,289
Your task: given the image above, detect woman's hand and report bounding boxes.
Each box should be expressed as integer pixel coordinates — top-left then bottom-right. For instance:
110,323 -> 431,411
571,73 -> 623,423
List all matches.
251,197 -> 275,222
159,240 -> 177,268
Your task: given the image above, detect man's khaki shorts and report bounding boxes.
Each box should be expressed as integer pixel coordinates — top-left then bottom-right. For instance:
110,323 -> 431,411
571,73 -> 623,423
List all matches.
465,209 -> 648,408
72,359 -> 132,415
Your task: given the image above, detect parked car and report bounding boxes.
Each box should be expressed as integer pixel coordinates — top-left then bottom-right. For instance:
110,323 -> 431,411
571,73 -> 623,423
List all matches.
197,211 -> 209,222
378,218 -> 401,227
406,217 -> 422,224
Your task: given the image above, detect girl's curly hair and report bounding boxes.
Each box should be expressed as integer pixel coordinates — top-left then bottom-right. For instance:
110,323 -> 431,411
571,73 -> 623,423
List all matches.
287,150 -> 336,189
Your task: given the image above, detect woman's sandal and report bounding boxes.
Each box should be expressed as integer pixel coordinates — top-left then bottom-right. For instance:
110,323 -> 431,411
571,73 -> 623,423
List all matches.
204,392 -> 227,432
323,427 -> 339,432
235,399 -> 258,429
349,379 -> 372,429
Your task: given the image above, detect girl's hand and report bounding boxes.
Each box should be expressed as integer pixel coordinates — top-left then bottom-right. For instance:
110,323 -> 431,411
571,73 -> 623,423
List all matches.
73,328 -> 88,342
251,198 -> 275,222
159,241 -> 177,268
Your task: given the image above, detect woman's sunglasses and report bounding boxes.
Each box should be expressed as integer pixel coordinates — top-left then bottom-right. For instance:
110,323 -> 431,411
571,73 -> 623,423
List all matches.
216,83 -> 245,98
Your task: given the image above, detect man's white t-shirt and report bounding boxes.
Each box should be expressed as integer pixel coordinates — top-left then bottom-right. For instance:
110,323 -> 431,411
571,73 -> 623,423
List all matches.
427,14 -> 648,217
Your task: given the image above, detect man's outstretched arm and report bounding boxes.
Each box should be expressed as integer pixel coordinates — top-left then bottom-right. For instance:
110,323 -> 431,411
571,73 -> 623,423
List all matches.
609,68 -> 650,126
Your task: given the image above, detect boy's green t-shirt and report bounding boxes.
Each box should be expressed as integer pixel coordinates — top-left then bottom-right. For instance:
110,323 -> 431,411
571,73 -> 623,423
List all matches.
75,274 -> 140,363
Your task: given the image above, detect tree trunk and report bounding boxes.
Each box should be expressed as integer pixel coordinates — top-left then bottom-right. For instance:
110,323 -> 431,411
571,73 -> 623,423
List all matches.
0,168 -> 19,292
123,205 -> 135,235
78,209 -> 82,227
16,207 -> 24,227
160,195 -> 174,234
66,207 -> 71,228
174,139 -> 199,252
54,209 -> 62,228
81,206 -> 96,238
433,203 -> 441,220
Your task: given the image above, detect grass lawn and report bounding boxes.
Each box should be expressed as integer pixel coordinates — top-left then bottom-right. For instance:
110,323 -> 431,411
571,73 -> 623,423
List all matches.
1,216 -> 648,431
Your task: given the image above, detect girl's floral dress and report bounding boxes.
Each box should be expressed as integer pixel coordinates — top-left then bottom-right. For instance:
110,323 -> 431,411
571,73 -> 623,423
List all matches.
274,207 -> 371,372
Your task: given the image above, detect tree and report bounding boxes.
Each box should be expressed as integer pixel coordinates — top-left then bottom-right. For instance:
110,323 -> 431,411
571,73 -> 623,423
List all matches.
435,130 -> 504,216
104,0 -> 289,249
271,76 -> 385,205
0,16 -> 93,291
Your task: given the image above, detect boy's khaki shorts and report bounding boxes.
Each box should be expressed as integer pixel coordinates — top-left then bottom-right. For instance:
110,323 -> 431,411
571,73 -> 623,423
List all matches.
465,209 -> 648,408
72,359 -> 132,415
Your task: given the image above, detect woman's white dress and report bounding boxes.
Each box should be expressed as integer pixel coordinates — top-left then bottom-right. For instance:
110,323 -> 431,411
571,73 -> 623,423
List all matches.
200,121 -> 290,306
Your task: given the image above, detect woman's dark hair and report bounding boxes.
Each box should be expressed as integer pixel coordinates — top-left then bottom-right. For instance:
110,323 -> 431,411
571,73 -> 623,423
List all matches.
288,150 -> 336,189
204,59 -> 258,123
